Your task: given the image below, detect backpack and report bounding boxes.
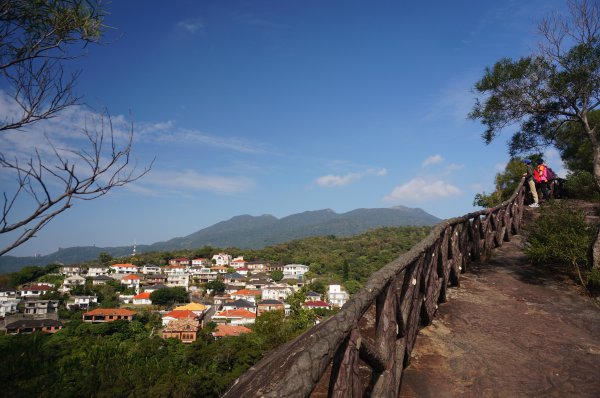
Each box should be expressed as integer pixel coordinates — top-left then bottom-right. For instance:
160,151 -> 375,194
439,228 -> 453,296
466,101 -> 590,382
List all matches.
546,167 -> 556,181
533,168 -> 541,183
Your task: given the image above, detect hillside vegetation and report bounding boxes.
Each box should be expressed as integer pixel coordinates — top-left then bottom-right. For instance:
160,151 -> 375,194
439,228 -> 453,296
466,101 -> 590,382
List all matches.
0,226 -> 432,397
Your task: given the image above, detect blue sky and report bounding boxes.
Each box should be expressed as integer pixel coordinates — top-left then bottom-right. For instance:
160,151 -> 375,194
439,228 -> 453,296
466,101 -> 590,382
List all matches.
0,0 -> 568,256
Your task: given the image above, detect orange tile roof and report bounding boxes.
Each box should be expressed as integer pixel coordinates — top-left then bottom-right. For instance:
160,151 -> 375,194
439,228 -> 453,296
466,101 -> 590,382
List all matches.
84,308 -> 136,316
213,324 -> 252,337
232,289 -> 261,296
112,263 -> 136,268
164,310 -> 197,319
133,292 -> 151,299
122,274 -> 141,280
215,309 -> 256,319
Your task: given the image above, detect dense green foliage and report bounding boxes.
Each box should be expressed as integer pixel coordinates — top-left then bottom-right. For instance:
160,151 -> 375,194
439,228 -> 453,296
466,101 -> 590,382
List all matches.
563,170 -> 600,200
149,287 -> 189,306
204,279 -> 225,295
526,201 -> 598,293
0,302 -> 316,397
473,158 -> 528,208
554,111 -> 598,174
0,226 -> 432,396
3,263 -> 60,287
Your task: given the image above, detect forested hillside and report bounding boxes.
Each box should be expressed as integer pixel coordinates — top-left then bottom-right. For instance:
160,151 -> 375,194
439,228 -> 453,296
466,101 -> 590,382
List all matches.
0,226 -> 431,397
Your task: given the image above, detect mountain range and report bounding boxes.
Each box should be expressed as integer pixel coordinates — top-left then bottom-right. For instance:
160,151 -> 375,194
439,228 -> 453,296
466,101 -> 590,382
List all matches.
0,206 -> 440,272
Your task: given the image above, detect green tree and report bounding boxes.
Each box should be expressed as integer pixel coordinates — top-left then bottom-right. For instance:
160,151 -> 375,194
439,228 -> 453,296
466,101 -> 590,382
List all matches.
553,110 -> 599,174
469,0 -> 600,267
473,158 -> 529,208
149,287 -> 189,306
98,252 -> 113,265
204,280 -> 225,295
270,270 -> 284,281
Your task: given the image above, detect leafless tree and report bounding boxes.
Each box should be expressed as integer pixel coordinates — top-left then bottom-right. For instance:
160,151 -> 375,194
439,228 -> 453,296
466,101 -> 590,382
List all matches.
0,0 -> 151,255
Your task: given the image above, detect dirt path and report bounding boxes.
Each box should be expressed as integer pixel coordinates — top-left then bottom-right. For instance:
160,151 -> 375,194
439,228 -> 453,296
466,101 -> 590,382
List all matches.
399,234 -> 600,398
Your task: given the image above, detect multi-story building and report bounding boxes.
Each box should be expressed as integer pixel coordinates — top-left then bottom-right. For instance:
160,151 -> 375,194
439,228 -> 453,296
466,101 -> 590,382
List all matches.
283,264 -> 310,280
327,284 -> 349,308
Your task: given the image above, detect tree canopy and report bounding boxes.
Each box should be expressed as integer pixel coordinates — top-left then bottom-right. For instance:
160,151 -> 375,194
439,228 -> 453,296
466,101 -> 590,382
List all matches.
469,0 -> 600,266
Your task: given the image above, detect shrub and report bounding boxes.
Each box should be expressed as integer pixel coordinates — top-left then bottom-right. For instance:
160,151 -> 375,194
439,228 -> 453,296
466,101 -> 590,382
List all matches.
526,201 -> 599,294
587,268 -> 600,296
563,170 -> 600,200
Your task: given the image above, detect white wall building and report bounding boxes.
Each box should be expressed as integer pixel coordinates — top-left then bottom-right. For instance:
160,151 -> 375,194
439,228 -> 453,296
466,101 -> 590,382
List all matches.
166,274 -> 190,290
327,284 -> 349,308
87,266 -> 110,277
212,253 -> 232,266
261,284 -> 294,302
283,264 -> 310,280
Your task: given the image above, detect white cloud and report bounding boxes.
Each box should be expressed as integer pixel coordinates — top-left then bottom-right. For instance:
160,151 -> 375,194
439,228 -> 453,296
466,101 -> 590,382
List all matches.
445,163 -> 464,172
316,168 -> 387,187
422,154 -> 444,167
140,169 -> 253,195
176,19 -> 204,33
155,129 -> 266,154
384,178 -> 461,202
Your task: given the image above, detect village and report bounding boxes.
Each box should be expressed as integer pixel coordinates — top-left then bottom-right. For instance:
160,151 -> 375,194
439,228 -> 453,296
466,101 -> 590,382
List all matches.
0,253 -> 350,342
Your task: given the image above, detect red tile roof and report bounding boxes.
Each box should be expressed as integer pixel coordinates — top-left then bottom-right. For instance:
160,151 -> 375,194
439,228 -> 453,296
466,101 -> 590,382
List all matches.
122,274 -> 141,280
213,324 -> 252,337
112,263 -> 136,268
133,292 -> 151,299
164,310 -> 197,319
231,289 -> 261,296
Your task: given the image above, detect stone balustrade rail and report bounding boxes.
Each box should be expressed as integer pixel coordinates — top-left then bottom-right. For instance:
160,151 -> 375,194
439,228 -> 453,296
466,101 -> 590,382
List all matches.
223,179 -> 526,398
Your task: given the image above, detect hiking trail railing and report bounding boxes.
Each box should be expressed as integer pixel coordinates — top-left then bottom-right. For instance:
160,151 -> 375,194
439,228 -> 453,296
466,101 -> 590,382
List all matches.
223,179 -> 526,398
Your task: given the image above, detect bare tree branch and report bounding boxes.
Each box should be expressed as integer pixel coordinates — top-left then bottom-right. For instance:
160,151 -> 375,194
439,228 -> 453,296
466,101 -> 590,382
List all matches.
0,1 -> 152,255
0,113 -> 153,256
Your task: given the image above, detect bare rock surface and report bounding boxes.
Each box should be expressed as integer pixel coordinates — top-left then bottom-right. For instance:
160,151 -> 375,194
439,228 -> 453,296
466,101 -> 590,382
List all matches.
399,234 -> 600,398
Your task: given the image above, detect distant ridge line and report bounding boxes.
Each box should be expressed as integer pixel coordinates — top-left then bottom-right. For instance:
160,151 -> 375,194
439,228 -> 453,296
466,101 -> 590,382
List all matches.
0,206 -> 440,271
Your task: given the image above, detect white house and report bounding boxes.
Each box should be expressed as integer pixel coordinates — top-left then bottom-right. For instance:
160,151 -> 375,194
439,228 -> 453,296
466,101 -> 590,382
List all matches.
61,274 -> 86,292
0,288 -> 17,302
327,284 -> 349,308
212,253 -> 232,266
90,275 -> 113,285
166,274 -> 189,290
23,299 -> 59,315
68,295 -> 98,310
164,265 -> 187,275
19,284 -> 53,298
121,274 -> 141,293
283,264 -> 310,280
141,265 -> 162,275
132,292 -> 152,305
87,266 -> 110,277
0,300 -> 19,317
212,309 -> 256,326
191,258 -> 209,267
261,284 -> 294,302
109,263 -> 138,276
230,256 -> 246,269
60,265 -> 82,276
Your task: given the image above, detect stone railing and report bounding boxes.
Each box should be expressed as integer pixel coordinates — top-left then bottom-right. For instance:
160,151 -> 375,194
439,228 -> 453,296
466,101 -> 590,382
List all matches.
223,179 -> 526,398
